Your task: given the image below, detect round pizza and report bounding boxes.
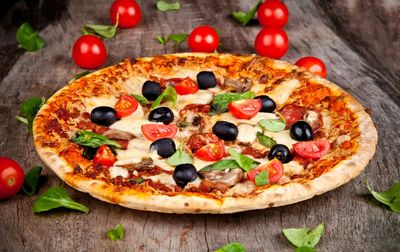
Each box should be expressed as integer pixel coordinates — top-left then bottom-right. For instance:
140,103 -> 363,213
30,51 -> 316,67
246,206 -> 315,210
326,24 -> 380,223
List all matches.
33,53 -> 377,213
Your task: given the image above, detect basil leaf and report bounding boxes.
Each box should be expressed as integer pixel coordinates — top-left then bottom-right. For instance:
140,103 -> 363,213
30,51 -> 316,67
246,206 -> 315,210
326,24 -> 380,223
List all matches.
211,91 -> 255,114
214,242 -> 246,252
72,130 -> 121,149
259,118 -> 286,132
156,35 -> 168,44
32,187 -> 89,213
156,0 -> 181,11
22,166 -> 42,196
134,177 -> 144,184
167,146 -> 193,166
228,148 -> 259,172
231,0 -> 262,26
132,94 -> 149,106
366,180 -> 400,212
106,224 -> 124,241
68,71 -> 91,84
168,33 -> 187,44
151,86 -> 177,109
199,160 -> 241,172
81,14 -> 119,39
256,132 -> 276,147
255,170 -> 269,186
296,246 -> 315,252
283,223 -> 324,248
178,121 -> 191,128
15,97 -> 46,131
16,23 -> 45,52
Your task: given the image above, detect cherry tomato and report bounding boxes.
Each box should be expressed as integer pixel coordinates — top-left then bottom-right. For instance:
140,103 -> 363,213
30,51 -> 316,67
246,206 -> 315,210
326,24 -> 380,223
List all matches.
115,94 -> 138,118
293,138 -> 331,159
110,0 -> 142,28
93,145 -> 117,167
257,0 -> 289,28
188,26 -> 219,53
194,141 -> 225,161
228,99 -> 262,119
295,56 -> 327,78
247,159 -> 284,185
141,124 -> 178,141
72,35 -> 107,69
0,157 -> 24,200
254,27 -> 288,59
173,77 -> 199,95
279,104 -> 306,129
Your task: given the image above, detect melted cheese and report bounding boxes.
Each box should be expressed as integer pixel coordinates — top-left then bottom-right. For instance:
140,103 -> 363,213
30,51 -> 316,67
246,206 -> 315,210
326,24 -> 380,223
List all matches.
84,96 -> 117,113
267,79 -> 300,105
177,90 -> 214,108
143,173 -> 176,185
109,166 -> 129,178
214,112 -> 276,125
265,130 -> 297,149
237,124 -> 262,144
283,161 -> 304,176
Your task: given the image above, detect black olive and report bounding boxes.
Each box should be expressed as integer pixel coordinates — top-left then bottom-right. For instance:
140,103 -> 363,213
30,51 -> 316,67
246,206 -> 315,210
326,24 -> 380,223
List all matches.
197,71 -> 217,90
142,80 -> 162,101
212,121 -> 238,141
173,164 -> 198,188
268,144 -> 292,163
150,138 -> 176,158
90,106 -> 117,126
290,121 -> 313,141
255,95 -> 276,112
148,107 -> 174,124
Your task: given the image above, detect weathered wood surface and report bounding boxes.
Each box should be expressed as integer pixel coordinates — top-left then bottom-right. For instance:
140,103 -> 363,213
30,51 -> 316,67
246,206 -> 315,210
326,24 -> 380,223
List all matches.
0,0 -> 399,251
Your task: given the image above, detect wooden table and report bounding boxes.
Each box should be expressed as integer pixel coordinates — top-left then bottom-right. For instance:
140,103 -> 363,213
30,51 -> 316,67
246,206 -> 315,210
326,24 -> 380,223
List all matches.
1,0 -> 399,251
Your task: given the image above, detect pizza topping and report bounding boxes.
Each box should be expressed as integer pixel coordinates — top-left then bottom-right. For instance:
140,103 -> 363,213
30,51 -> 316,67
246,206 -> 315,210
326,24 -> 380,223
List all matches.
173,164 -> 198,188
103,129 -> 134,140
151,86 -> 177,109
114,94 -> 139,118
118,157 -> 154,171
303,110 -> 321,132
141,124 -> 178,141
247,159 -> 284,185
290,121 -> 313,141
212,121 -> 239,141
237,124 -> 262,144
268,144 -> 292,163
279,104 -> 306,128
148,107 -> 174,124
150,138 -> 176,158
228,148 -> 260,172
256,131 -> 276,147
197,71 -> 217,90
228,99 -> 262,119
293,139 -> 330,159
222,77 -> 253,92
186,133 -> 220,153
194,140 -> 225,161
167,146 -> 194,166
173,77 -> 199,95
179,104 -> 211,117
93,145 -> 117,167
258,115 -> 286,132
72,130 -> 121,149
210,91 -> 255,114
90,106 -> 117,126
199,169 -> 243,188
109,166 -> 129,179
142,80 -> 163,101
241,146 -> 268,159
255,95 -> 276,113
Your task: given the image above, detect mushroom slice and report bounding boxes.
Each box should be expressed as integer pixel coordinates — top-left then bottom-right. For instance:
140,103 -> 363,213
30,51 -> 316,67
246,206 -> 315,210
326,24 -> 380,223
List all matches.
119,157 -> 154,171
103,129 -> 134,140
222,77 -> 253,92
199,168 -> 243,187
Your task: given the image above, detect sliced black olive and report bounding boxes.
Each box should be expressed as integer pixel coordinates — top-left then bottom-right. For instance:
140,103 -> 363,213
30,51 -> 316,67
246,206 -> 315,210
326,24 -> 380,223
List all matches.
197,71 -> 217,90
150,138 -> 176,158
90,106 -> 117,126
255,95 -> 276,112
173,164 -> 198,188
148,107 -> 174,124
142,80 -> 162,101
290,121 -> 313,141
212,121 -> 238,141
268,144 -> 291,163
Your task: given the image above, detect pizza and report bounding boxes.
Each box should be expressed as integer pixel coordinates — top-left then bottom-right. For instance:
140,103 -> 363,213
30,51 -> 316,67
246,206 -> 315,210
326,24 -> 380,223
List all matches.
33,53 -> 377,213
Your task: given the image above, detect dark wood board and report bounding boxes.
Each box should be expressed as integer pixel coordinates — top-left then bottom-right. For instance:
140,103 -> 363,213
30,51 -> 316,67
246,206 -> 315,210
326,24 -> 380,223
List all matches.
0,0 -> 399,251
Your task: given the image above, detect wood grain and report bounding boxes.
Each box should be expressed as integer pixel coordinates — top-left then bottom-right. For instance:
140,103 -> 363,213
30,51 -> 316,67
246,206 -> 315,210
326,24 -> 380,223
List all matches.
0,0 -> 399,251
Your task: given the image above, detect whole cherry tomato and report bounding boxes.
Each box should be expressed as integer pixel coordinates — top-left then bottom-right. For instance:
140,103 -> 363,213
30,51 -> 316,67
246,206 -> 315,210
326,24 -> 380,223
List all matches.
72,35 -> 107,69
295,56 -> 327,78
0,157 -> 24,200
254,27 -> 289,59
188,26 -> 219,53
257,0 -> 289,27
110,0 -> 142,28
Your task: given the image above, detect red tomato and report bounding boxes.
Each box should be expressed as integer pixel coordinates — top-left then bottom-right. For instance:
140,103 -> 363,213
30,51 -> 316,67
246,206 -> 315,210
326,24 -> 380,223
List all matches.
279,104 -> 306,128
194,141 -> 225,161
257,0 -> 289,27
228,99 -> 262,119
295,56 -> 327,78
293,139 -> 331,159
110,0 -> 142,28
0,157 -> 24,200
254,27 -> 289,59
247,159 -> 284,184
141,124 -> 178,141
188,26 -> 219,53
174,77 -> 199,95
93,145 -> 117,167
72,35 -> 107,69
115,94 -> 138,118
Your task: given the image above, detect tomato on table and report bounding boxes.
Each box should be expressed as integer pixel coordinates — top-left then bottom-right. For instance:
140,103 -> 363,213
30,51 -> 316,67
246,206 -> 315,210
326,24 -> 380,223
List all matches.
257,0 -> 289,27
0,157 -> 24,200
194,141 -> 225,161
110,0 -> 142,28
254,27 -> 289,59
141,124 -> 178,141
188,25 -> 220,53
72,35 -> 107,69
115,94 -> 139,118
247,159 -> 284,184
173,77 -> 199,95
295,56 -> 327,78
293,138 -> 330,159
93,145 -> 117,167
228,99 -> 262,119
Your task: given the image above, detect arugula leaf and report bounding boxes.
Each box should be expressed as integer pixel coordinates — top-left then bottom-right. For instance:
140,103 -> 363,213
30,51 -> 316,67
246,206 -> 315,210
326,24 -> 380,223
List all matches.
366,181 -> 400,212
16,23 -> 45,52
151,86 -> 177,109
296,246 -> 315,252
199,160 -> 241,172
231,0 -> 262,26
155,33 -> 188,45
283,223 -> 324,248
167,145 -> 193,166
22,166 -> 42,196
134,177 -> 144,184
68,71 -> 91,84
72,130 -> 121,149
211,91 -> 255,114
15,97 -> 46,131
32,187 -> 89,213
156,1 -> 181,12
106,224 -> 124,241
156,36 -> 168,44
255,170 -> 269,186
214,242 -> 246,252
81,14 -> 119,39
258,113 -> 286,132
256,132 -> 276,147
132,94 -> 149,106
228,148 -> 259,172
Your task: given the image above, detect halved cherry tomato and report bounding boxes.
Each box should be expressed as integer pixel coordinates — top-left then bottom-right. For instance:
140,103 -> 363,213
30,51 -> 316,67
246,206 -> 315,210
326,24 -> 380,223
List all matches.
141,124 -> 178,141
0,157 -> 24,200
173,77 -> 199,95
194,141 -> 225,161
228,99 -> 262,119
293,138 -> 330,159
93,145 -> 117,167
295,56 -> 327,78
247,159 -> 284,184
115,94 -> 138,118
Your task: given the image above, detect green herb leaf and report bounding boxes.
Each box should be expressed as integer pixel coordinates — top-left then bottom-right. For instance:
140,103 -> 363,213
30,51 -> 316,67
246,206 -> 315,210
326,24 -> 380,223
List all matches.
199,159 -> 241,172
156,0 -> 181,11
134,177 -> 144,184
72,130 -> 121,149
32,187 -> 89,213
214,242 -> 246,252
22,166 -> 42,196
296,246 -> 315,252
106,224 -> 124,241
211,91 -> 255,114
151,86 -> 177,109
366,181 -> 400,212
68,71 -> 91,84
81,14 -> 119,39
156,35 -> 168,44
15,97 -> 46,131
178,121 -> 191,128
167,145 -> 193,166
231,0 -> 262,26
256,132 -> 276,147
255,170 -> 269,186
132,94 -> 149,106
155,33 -> 188,45
16,23 -> 45,52
283,223 -> 324,248
228,148 -> 259,172
258,116 -> 286,132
